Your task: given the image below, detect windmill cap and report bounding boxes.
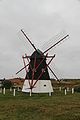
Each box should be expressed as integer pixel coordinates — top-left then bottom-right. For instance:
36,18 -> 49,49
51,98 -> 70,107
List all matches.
30,49 -> 44,59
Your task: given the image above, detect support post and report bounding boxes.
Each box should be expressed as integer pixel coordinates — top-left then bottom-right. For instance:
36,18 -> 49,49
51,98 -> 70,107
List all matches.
30,89 -> 32,96
49,92 -> 51,96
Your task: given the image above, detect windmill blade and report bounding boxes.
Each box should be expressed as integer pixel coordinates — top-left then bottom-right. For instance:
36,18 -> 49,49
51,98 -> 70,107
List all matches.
16,64 -> 29,74
47,65 -> 60,82
43,34 -> 69,54
21,29 -> 37,51
41,30 -> 69,54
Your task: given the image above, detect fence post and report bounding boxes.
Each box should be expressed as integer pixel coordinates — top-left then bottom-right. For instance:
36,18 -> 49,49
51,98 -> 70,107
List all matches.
3,88 -> 6,95
59,87 -> 61,91
67,87 -> 69,92
10,87 -> 12,92
72,88 -> 74,94
18,87 -> 20,91
65,89 -> 67,95
13,89 -> 16,96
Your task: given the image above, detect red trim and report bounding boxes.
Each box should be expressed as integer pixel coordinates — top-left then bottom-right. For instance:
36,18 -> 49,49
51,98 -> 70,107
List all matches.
30,54 -> 36,88
22,55 -> 31,86
16,64 -> 29,74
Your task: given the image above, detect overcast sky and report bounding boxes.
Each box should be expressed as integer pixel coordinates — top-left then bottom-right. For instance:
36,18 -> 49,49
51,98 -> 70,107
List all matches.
0,0 -> 80,79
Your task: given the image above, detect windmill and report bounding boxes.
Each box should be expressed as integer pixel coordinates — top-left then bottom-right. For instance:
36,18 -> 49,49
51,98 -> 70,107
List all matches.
16,29 -> 69,96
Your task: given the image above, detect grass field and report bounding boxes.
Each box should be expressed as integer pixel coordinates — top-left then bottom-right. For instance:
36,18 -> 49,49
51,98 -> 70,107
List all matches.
0,89 -> 80,120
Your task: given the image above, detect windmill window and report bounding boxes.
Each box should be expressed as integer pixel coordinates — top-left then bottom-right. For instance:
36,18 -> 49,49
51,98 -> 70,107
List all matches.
44,85 -> 46,87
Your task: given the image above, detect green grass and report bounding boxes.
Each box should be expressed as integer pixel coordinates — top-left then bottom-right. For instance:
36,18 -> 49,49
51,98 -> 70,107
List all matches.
0,90 -> 80,120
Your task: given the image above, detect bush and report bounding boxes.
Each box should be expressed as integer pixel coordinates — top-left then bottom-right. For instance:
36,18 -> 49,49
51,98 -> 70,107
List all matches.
2,80 -> 13,89
74,86 -> 80,92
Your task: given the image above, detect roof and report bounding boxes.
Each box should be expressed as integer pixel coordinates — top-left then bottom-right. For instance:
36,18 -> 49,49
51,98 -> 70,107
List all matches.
30,49 -> 44,59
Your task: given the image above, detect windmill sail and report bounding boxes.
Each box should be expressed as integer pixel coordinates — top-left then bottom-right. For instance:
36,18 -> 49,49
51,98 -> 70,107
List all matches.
42,30 -> 69,54
17,29 -> 69,95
